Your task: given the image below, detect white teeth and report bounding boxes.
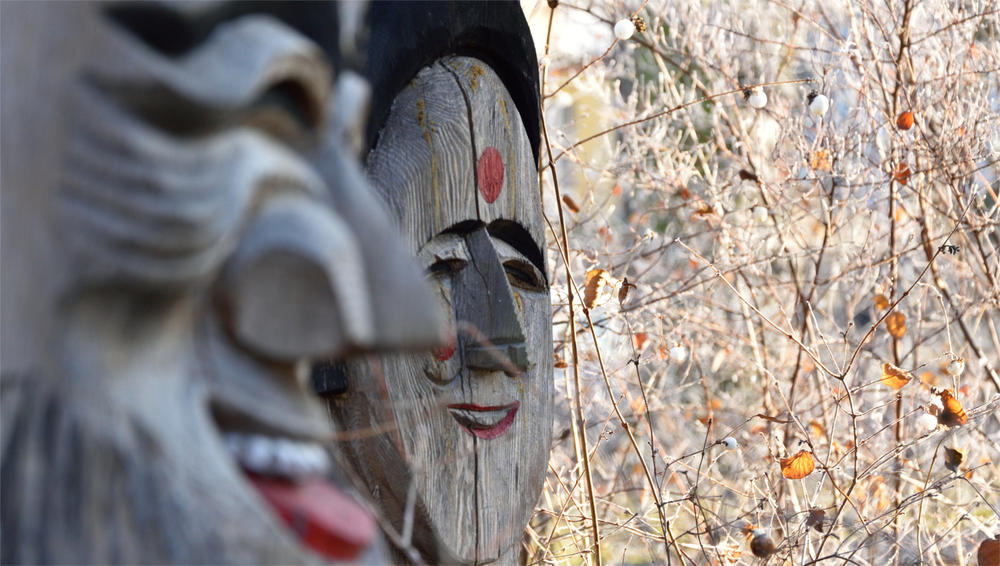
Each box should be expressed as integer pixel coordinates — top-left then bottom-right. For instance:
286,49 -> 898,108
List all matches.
222,433 -> 330,478
448,408 -> 508,427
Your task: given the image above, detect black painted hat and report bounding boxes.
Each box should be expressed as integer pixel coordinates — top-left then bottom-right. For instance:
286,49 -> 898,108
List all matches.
363,1 -> 541,165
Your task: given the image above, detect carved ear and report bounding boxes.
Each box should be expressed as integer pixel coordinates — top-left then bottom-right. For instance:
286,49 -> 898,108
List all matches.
220,194 -> 375,360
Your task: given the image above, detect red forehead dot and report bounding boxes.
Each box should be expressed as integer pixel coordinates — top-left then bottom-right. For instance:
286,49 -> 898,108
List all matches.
477,146 -> 503,203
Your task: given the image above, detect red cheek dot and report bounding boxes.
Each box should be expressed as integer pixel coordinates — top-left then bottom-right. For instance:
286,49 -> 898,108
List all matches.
477,146 -> 503,203
433,335 -> 456,361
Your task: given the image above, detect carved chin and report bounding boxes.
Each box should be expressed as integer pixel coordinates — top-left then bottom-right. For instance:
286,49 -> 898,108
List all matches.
0,372 -> 374,565
0,374 -> 317,564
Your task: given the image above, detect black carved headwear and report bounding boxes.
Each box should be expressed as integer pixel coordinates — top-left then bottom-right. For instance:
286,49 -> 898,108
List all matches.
362,1 -> 541,165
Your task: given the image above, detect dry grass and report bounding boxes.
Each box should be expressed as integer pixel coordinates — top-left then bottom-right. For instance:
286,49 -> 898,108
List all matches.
525,0 -> 1000,564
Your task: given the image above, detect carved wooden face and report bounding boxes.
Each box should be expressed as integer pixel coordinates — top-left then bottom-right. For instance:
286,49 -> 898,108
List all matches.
1,3 -> 441,563
329,57 -> 554,563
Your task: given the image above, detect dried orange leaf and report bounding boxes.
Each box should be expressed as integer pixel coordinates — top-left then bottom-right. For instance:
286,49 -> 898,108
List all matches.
632,331 -> 649,350
944,446 -> 965,472
553,352 -> 567,369
938,389 -> 968,427
978,534 -> 1000,566
809,420 -> 826,438
693,202 -> 715,217
880,362 -> 913,390
874,293 -> 890,310
893,162 -> 911,185
780,449 -> 816,479
895,205 -> 908,222
583,269 -> 613,309
886,312 -> 906,339
896,110 -> 915,130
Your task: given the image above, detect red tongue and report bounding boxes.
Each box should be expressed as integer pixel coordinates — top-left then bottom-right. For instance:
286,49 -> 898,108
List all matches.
248,474 -> 377,560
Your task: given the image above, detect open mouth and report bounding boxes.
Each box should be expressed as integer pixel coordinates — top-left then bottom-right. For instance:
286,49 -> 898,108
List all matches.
220,431 -> 376,560
446,401 -> 520,440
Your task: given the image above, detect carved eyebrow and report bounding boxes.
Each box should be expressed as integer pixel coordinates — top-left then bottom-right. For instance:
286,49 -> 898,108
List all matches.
487,220 -> 546,281
104,2 -> 341,64
440,220 -> 485,237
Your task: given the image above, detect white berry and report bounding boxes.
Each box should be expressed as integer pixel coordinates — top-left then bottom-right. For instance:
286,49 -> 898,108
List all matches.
752,205 -> 769,223
745,87 -> 767,109
669,344 -> 687,362
946,358 -> 965,376
614,19 -> 635,41
916,412 -> 939,432
808,93 -> 830,116
722,436 -> 739,449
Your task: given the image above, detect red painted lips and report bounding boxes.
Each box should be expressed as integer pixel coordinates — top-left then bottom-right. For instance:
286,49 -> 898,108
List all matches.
446,401 -> 520,439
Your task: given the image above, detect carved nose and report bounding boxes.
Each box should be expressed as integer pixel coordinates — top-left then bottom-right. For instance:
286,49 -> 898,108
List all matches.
464,342 -> 529,376
454,228 -> 530,376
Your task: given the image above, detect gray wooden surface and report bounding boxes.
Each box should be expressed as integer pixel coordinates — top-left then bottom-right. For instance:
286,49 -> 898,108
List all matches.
329,57 -> 553,565
1,2 -> 441,563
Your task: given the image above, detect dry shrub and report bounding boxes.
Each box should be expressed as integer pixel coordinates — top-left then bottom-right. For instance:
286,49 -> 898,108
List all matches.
526,0 -> 1000,564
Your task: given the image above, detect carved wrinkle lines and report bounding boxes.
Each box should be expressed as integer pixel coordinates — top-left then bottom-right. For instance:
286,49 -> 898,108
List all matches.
103,13 -> 331,133
61,87 -> 327,287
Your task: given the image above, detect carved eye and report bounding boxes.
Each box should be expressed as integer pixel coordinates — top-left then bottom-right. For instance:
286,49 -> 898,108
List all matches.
428,258 -> 467,278
504,260 -> 545,292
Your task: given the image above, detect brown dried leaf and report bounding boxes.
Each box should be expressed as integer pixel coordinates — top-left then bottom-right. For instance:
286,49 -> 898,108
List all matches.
938,389 -> 968,427
978,535 -> 1000,566
780,450 -> 816,479
944,446 -> 965,473
880,362 -> 913,390
583,269 -> 613,309
618,277 -> 636,307
693,202 -> 715,217
873,293 -> 890,310
561,194 -> 580,213
893,162 -> 911,185
632,331 -> 648,351
553,352 -> 567,369
806,508 -> 826,533
886,312 -> 906,339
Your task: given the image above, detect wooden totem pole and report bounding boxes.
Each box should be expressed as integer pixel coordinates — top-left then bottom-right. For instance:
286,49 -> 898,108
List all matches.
1,2 -> 444,563
325,3 -> 554,564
